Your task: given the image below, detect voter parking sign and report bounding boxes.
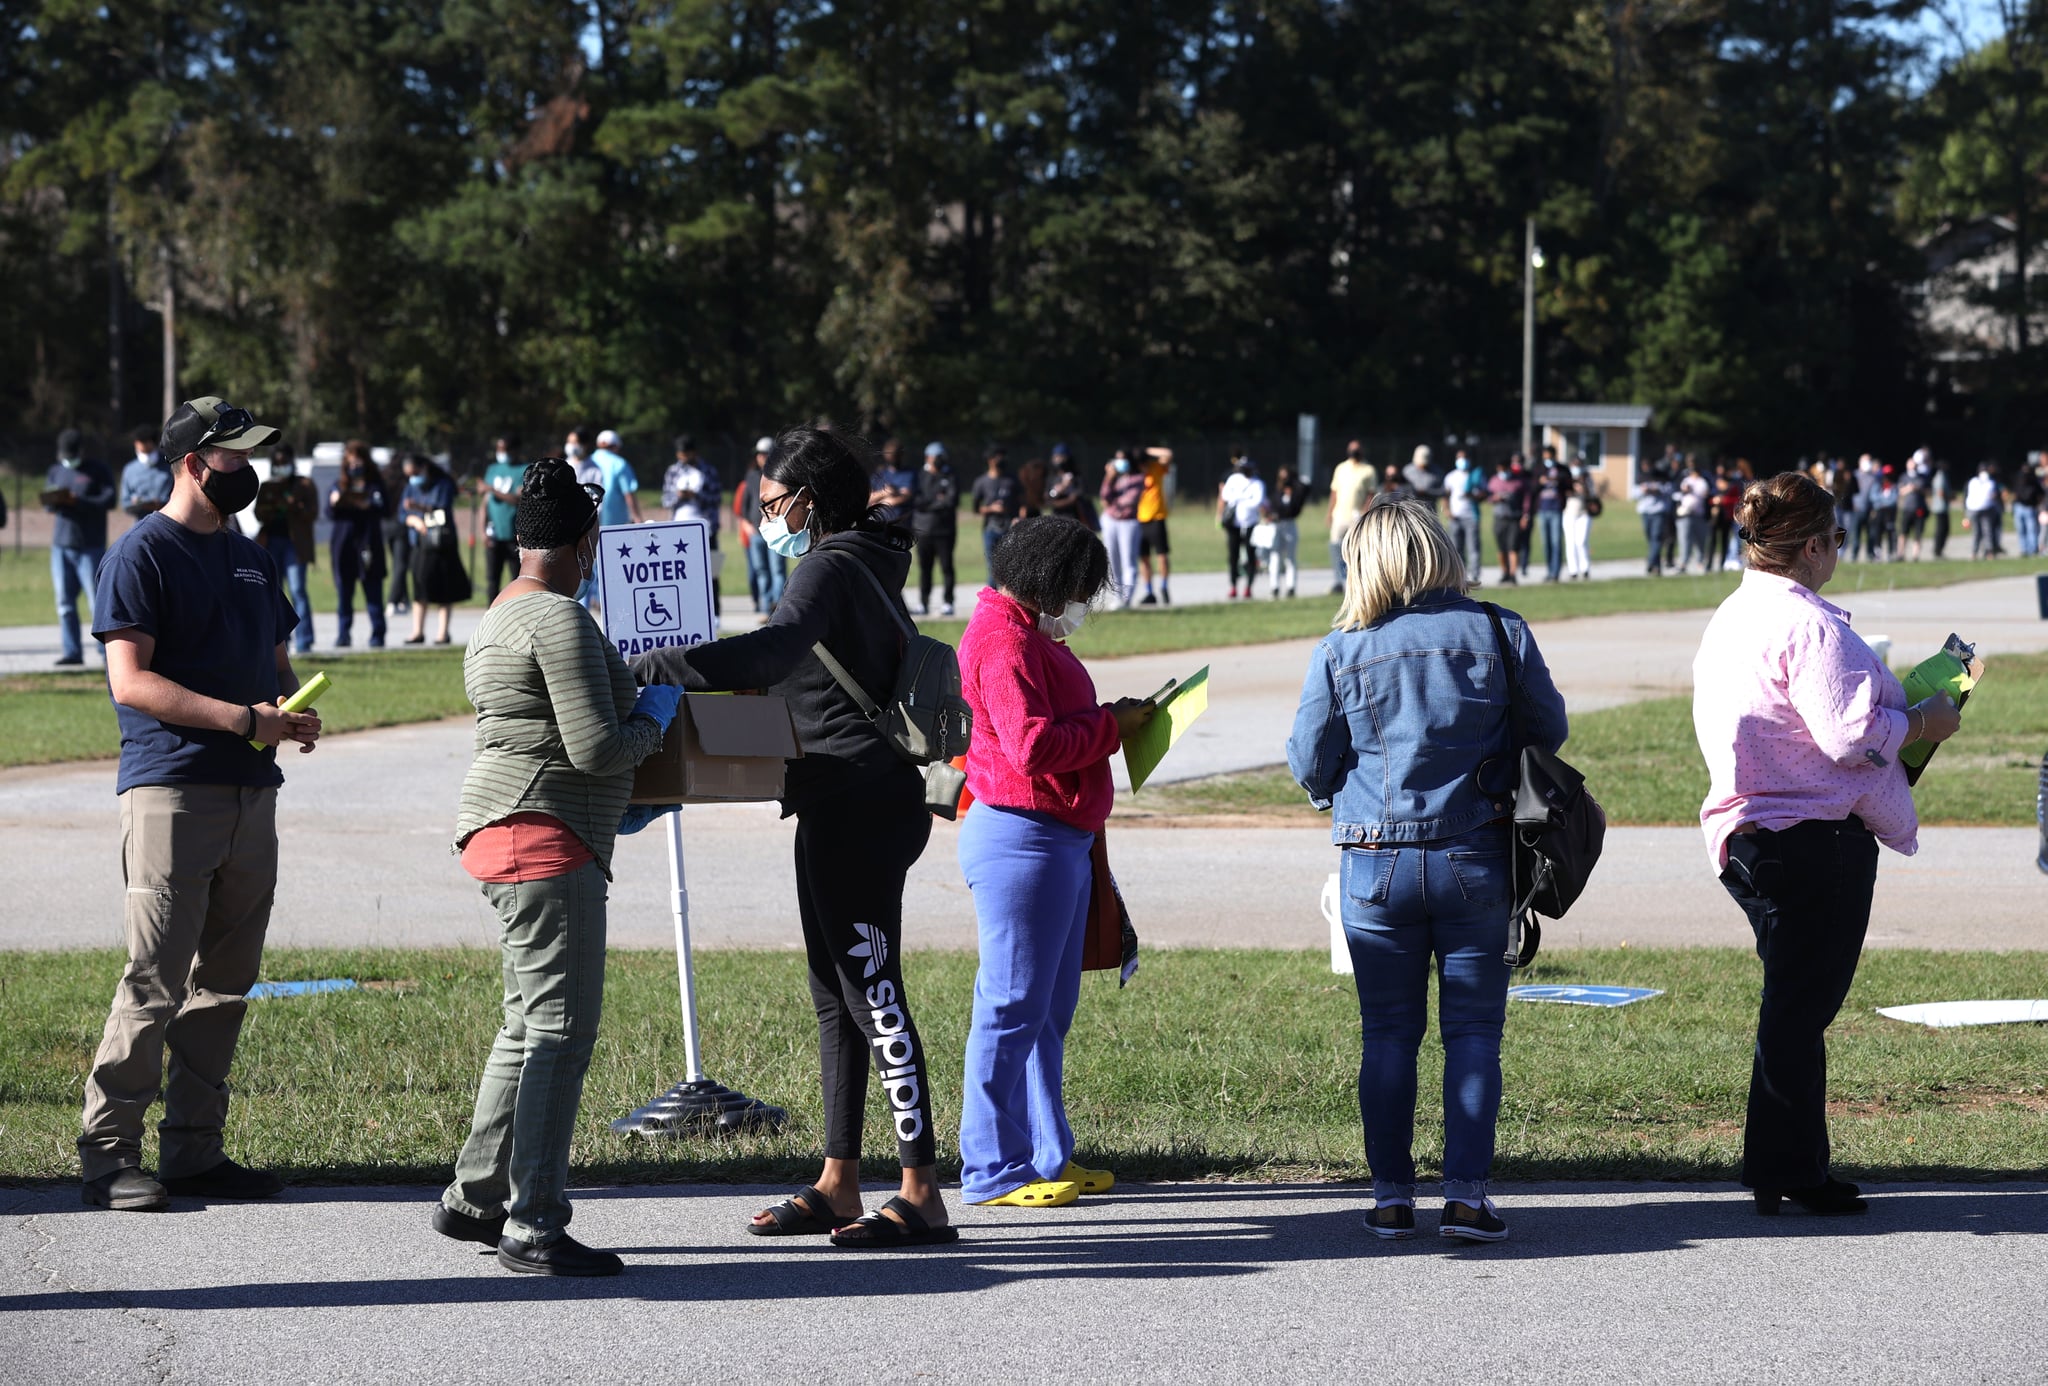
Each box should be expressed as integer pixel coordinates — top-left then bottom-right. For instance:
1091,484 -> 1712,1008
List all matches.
598,520 -> 717,657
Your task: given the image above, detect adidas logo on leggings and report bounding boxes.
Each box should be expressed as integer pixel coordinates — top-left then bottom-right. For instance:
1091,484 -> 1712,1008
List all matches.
863,979 -> 926,1144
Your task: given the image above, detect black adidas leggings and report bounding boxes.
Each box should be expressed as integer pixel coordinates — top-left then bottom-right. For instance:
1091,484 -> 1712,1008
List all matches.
793,769 -> 937,1167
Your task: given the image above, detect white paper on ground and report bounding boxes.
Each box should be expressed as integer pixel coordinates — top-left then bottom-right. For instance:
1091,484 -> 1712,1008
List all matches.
1876,1000 -> 2048,1028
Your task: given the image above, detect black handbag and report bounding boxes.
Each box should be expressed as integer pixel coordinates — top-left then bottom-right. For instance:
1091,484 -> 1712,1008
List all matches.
1482,603 -> 1607,968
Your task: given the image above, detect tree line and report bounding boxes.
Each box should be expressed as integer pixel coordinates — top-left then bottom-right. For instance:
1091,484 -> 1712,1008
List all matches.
4,1 -> 2046,470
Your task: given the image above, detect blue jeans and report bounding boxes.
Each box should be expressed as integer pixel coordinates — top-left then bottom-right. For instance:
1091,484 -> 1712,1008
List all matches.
1538,510 -> 1564,580
2017,505 -> 2040,557
263,536 -> 314,652
1640,513 -> 1668,573
1329,539 -> 1347,590
745,531 -> 787,611
957,804 -> 1094,1202
51,544 -> 104,661
1337,825 -> 1512,1204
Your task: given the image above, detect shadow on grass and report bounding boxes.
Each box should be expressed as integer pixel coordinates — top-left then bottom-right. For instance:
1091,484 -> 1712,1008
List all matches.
2,1182 -> 2044,1311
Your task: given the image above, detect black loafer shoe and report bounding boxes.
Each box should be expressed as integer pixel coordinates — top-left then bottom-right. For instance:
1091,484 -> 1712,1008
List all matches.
160,1158 -> 284,1200
433,1204 -> 507,1246
82,1168 -> 169,1212
496,1234 -> 623,1277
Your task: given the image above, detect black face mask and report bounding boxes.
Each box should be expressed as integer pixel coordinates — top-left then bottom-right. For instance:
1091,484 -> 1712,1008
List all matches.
201,461 -> 261,517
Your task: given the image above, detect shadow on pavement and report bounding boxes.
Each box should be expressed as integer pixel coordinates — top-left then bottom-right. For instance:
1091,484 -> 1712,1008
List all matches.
5,1182 -> 2045,1313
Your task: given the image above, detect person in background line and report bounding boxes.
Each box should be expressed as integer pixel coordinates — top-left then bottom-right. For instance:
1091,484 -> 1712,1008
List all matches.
1136,445 -> 1173,606
1630,461 -> 1674,577
1403,444 -> 1441,504
1486,454 -> 1533,586
563,428 -> 600,489
735,436 -> 787,615
1674,459 -> 1712,574
590,429 -> 642,528
1326,440 -> 1377,591
1693,471 -> 1959,1218
1709,467 -> 1741,572
1015,452 -> 1048,520
661,434 -> 723,611
2013,453 -> 2044,558
956,514 -> 1155,1211
253,444 -> 318,655
403,454 -> 470,644
1264,462 -> 1306,599
381,450 -> 414,616
119,426 -> 174,520
636,424 -> 956,1252
1848,454 -> 1877,562
439,459 -> 678,1277
1897,455 -> 1929,563
1965,461 -> 2003,558
977,445 -> 1026,580
911,441 -> 959,617
1097,446 -> 1146,606
1217,451 -> 1267,600
481,434 -> 525,602
327,440 -> 388,648
1534,456 -> 1567,583
1044,443 -> 1098,533
1444,447 -> 1485,584
1287,496 -> 1566,1244
1928,458 -> 1953,558
1871,465 -> 1902,563
43,428 -> 118,667
1562,455 -> 1596,581
869,439 -> 916,528
82,395 -> 320,1213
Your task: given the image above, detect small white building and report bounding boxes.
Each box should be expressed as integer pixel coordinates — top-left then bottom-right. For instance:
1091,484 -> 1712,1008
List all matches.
1533,402 -> 1653,496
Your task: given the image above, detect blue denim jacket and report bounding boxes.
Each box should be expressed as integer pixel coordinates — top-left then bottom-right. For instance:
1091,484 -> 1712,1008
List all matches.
1286,590 -> 1569,845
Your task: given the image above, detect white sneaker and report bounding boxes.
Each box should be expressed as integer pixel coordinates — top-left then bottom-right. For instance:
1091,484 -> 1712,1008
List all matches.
941,603 -> 956,617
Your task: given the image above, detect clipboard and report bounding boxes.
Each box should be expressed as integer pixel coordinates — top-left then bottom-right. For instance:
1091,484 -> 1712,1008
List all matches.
1122,666 -> 1210,791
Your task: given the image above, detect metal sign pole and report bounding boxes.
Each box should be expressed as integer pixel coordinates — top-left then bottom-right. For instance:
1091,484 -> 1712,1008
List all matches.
667,811 -> 704,1083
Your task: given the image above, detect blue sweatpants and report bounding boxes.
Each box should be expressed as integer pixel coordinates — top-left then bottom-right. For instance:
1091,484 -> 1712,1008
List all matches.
957,803 -> 1094,1203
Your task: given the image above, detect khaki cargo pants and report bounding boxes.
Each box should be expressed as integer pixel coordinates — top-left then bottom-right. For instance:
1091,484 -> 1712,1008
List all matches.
78,784 -> 277,1182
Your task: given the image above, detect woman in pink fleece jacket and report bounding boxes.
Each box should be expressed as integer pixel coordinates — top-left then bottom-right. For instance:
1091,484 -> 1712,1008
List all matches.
955,516 -> 1154,1209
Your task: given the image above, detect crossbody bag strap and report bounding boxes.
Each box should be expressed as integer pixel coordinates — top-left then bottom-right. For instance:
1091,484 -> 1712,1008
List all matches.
1480,602 -> 1532,752
812,640 -> 882,720
838,550 -> 918,641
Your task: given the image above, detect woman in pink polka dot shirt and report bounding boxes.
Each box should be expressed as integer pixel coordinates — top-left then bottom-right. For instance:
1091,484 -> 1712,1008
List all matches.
1692,471 -> 1958,1219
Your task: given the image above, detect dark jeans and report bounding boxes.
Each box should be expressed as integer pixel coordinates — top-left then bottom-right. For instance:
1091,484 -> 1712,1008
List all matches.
793,771 -> 936,1167
331,538 -> 386,646
383,520 -> 413,606
1640,512 -> 1669,573
1224,522 -> 1261,586
484,537 -> 519,601
1538,510 -> 1564,580
1719,817 -> 1878,1191
1932,511 -> 1950,558
915,528 -> 956,610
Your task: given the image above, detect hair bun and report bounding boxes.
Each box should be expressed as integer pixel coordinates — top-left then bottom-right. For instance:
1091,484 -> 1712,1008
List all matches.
516,457 -> 598,550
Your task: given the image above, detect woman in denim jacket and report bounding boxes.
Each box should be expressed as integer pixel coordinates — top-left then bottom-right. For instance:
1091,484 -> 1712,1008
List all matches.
1287,497 -> 1567,1242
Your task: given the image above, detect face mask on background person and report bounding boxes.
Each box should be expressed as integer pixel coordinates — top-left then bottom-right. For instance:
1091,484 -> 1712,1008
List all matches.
565,443 -> 585,461
496,451 -> 510,465
1038,600 -> 1087,641
1454,456 -> 1470,471
573,531 -> 597,604
1112,457 -> 1131,474
760,491 -> 814,558
200,458 -> 260,518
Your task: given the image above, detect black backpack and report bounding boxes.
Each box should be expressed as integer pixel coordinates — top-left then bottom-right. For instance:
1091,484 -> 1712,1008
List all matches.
1482,604 -> 1607,968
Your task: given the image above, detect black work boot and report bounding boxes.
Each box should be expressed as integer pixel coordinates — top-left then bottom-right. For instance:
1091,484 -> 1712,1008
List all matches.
82,1168 -> 170,1212
160,1158 -> 284,1200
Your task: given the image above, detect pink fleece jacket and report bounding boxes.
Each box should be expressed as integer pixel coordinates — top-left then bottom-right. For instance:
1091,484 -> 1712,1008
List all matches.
958,588 -> 1122,833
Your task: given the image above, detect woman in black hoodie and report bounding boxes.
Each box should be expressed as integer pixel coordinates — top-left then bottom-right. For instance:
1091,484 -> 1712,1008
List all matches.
633,423 -> 956,1251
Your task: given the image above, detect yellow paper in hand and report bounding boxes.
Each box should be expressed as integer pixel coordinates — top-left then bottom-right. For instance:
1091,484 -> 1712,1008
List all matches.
1123,665 -> 1209,792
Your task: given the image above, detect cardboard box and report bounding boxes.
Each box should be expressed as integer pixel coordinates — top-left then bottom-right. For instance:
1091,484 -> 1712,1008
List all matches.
630,693 -> 801,805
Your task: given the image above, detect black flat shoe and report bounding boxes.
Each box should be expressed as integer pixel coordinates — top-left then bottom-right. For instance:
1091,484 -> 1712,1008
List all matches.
433,1203 -> 507,1246
1754,1178 -> 1866,1217
160,1158 -> 283,1200
82,1168 -> 169,1212
496,1233 -> 623,1277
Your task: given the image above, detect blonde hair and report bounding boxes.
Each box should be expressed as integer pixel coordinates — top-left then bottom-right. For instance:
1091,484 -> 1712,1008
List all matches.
1334,496 -> 1469,630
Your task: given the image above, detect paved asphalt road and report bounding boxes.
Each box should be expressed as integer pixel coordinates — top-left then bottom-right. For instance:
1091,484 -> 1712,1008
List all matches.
4,1180 -> 2044,1384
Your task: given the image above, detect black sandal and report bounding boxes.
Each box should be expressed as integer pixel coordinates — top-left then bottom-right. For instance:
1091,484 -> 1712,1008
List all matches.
746,1186 -> 850,1237
829,1196 -> 960,1250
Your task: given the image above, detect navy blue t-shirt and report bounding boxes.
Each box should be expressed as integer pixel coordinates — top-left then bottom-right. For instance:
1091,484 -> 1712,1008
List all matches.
92,513 -> 301,793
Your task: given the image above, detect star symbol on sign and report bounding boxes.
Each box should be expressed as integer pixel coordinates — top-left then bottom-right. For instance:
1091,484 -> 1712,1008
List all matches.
673,538 -> 690,555
645,541 -> 662,557
616,543 -> 632,559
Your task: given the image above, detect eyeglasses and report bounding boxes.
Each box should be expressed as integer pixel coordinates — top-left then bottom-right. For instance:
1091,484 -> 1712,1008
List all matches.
1832,527 -> 1848,550
760,487 -> 803,520
194,404 -> 257,451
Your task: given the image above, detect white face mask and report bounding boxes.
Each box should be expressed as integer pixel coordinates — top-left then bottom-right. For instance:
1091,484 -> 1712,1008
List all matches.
495,451 -> 510,465
565,443 -> 585,460
1037,600 -> 1087,640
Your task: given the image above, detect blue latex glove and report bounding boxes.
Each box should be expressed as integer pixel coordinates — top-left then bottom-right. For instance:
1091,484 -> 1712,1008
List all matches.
618,803 -> 680,836
631,683 -> 683,732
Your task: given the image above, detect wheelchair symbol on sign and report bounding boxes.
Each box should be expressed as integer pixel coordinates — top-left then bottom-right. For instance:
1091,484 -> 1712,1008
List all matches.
637,586 -> 679,631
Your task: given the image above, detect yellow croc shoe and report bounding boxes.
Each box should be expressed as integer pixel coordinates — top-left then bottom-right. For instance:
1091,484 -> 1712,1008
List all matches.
968,1179 -> 1079,1208
1060,1162 -> 1115,1195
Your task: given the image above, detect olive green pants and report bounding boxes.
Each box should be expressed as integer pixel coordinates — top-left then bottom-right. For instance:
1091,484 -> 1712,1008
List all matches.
79,785 -> 277,1182
443,861 -> 608,1246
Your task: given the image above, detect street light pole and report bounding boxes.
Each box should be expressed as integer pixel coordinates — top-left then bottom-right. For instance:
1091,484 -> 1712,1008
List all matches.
1521,215 -> 1536,460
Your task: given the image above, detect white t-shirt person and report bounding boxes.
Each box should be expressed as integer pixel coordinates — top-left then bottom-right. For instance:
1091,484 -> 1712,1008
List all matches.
1964,471 -> 2000,514
1220,470 -> 1267,529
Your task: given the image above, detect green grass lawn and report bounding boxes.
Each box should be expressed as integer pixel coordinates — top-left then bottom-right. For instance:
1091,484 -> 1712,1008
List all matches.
0,648 -> 473,769
1120,651 -> 2048,828
3,947 -> 2043,1185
